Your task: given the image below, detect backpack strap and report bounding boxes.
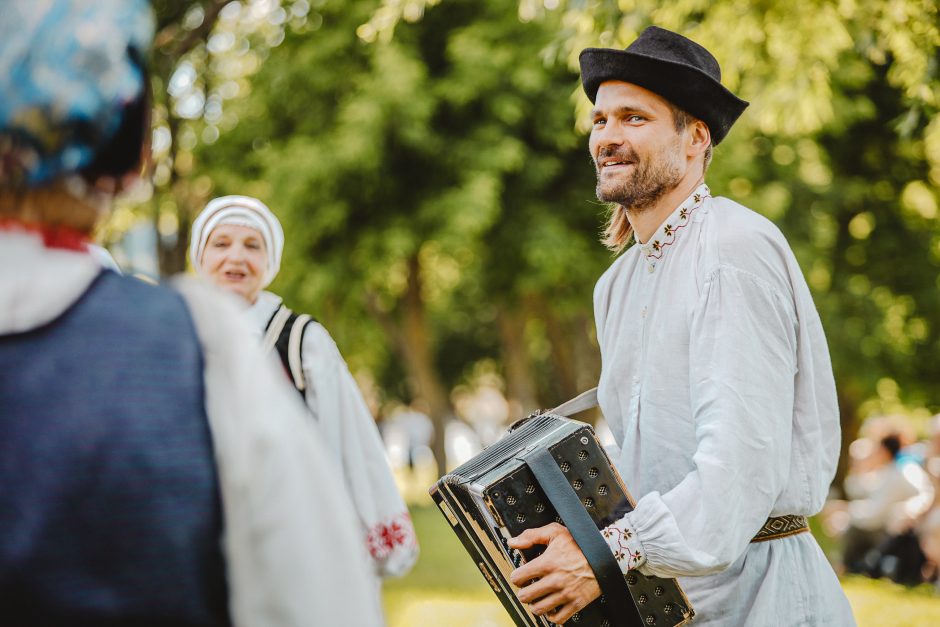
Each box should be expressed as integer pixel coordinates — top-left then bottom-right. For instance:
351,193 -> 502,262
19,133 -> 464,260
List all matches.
263,304 -> 314,398
287,313 -> 312,391
263,305 -> 291,353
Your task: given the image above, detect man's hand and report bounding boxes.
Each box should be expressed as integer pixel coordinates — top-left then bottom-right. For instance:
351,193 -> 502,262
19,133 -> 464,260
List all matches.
508,522 -> 601,624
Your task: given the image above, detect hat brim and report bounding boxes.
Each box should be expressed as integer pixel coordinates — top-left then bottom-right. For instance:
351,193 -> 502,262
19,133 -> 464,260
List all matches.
579,48 -> 749,145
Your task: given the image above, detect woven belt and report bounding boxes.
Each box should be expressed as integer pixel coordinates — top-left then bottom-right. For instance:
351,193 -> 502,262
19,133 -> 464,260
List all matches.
751,514 -> 809,542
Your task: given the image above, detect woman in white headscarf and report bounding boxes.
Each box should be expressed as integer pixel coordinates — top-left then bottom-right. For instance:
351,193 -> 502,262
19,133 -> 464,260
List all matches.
191,196 -> 419,594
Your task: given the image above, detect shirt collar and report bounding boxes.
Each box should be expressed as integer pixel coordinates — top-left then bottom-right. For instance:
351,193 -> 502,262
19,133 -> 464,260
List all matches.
246,290 -> 283,333
638,183 -> 710,269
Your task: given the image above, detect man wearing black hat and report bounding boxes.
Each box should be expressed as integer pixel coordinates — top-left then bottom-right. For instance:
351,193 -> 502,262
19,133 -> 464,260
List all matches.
508,27 -> 855,625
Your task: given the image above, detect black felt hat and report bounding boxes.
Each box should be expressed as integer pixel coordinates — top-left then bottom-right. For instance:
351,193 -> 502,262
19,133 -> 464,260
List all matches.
579,26 -> 748,145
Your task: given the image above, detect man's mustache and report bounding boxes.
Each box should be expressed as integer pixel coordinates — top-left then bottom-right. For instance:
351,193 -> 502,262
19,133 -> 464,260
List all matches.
594,146 -> 640,171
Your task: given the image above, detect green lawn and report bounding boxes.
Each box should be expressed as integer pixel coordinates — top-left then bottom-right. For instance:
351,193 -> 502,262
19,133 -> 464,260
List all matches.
384,501 -> 940,626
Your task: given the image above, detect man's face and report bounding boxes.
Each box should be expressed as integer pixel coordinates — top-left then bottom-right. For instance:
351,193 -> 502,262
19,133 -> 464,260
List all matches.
589,81 -> 687,211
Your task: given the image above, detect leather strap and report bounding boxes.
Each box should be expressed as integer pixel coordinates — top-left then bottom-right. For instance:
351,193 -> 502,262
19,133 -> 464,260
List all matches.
525,446 -> 635,624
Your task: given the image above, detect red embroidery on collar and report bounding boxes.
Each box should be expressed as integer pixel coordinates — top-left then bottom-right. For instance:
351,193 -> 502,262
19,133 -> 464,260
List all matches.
0,218 -> 90,252
644,190 -> 709,261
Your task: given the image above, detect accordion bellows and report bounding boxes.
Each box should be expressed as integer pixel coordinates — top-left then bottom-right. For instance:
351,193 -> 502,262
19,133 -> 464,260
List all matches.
431,413 -> 693,627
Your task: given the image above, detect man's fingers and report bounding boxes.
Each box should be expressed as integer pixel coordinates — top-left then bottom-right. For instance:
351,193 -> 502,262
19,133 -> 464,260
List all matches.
547,600 -> 582,625
514,572 -> 561,603
528,590 -> 568,617
508,522 -> 562,549
509,553 -> 551,586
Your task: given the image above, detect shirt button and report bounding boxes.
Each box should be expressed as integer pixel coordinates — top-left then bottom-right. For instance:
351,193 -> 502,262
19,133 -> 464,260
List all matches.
641,307 -> 647,318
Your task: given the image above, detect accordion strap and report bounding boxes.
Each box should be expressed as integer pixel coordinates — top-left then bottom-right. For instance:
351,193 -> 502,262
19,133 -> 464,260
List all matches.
550,387 -> 598,417
525,446 -> 635,625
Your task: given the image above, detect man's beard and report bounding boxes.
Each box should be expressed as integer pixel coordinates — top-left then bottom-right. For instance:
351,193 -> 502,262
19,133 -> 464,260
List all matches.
594,141 -> 684,211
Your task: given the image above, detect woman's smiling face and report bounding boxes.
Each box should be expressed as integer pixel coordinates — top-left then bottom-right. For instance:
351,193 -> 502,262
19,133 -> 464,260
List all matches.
200,223 -> 268,303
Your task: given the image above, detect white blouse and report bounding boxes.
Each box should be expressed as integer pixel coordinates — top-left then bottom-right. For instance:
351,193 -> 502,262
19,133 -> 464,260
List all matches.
594,185 -> 855,626
247,291 -> 418,580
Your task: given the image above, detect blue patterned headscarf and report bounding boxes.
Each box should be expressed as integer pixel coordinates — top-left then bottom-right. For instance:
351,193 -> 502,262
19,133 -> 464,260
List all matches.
0,0 -> 154,189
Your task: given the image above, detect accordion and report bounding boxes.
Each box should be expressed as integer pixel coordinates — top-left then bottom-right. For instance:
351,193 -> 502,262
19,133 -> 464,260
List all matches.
430,412 -> 693,627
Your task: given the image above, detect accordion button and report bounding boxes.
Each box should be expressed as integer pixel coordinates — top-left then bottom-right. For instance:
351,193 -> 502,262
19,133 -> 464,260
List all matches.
645,615 -> 657,625
638,594 -> 648,605
654,586 -> 664,596
627,574 -> 638,585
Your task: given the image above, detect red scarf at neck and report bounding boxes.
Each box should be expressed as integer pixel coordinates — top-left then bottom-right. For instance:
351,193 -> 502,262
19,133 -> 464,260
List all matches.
0,218 -> 90,252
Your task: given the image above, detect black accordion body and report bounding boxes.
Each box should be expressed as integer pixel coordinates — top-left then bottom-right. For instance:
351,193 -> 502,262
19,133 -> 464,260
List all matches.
430,413 -> 693,627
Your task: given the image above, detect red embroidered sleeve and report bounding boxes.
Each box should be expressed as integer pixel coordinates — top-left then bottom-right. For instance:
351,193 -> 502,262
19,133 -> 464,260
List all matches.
365,511 -> 417,561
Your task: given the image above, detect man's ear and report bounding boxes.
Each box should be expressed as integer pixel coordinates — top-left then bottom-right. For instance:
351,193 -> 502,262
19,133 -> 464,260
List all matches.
687,119 -> 711,159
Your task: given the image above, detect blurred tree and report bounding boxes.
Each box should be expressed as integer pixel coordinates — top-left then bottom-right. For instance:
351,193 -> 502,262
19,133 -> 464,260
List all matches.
117,0 -> 938,478
146,0 -> 290,275
193,0 -> 612,474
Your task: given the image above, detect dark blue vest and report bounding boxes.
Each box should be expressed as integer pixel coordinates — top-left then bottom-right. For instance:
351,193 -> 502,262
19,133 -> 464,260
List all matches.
0,271 -> 229,626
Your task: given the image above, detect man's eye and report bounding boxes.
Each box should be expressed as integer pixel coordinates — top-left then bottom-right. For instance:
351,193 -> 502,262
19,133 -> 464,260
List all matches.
247,243 -> 261,250
593,118 -> 606,126
213,241 -> 228,247
627,115 -> 645,122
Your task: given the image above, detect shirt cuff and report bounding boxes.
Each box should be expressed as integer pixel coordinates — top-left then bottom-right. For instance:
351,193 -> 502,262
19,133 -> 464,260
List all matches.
602,514 -> 646,574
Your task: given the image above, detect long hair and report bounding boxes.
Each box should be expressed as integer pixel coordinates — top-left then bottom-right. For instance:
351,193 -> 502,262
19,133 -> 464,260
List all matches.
599,103 -> 713,254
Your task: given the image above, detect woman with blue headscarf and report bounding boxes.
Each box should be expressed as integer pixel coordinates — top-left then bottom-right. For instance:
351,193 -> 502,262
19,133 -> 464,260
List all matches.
0,2 -> 381,625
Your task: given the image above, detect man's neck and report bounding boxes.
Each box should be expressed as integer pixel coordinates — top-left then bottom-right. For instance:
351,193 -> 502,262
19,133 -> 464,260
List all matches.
627,176 -> 705,244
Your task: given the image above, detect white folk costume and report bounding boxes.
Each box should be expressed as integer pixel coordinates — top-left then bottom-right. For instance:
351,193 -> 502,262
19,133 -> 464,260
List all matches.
594,186 -> 855,626
578,27 -> 855,625
1,228 -> 384,627
191,197 -> 418,590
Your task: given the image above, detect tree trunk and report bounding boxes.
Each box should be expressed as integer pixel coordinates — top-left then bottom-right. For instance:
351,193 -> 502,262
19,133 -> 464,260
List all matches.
397,254 -> 453,477
541,304 -> 579,408
835,381 -> 863,496
498,306 -> 540,419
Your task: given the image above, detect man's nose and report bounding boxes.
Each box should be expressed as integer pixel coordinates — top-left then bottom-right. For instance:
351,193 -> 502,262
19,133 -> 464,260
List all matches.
592,126 -> 624,155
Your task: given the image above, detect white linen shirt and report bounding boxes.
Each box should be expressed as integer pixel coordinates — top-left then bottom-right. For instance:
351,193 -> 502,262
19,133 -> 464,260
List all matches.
246,291 -> 418,581
594,185 -> 855,626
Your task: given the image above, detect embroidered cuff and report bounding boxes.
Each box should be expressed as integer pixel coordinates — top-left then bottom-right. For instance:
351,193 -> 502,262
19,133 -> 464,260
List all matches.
365,511 -> 418,562
601,514 -> 646,574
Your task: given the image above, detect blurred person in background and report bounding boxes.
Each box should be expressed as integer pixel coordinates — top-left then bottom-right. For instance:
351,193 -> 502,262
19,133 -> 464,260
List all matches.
190,196 -> 418,605
841,433 -> 932,577
0,1 -> 381,624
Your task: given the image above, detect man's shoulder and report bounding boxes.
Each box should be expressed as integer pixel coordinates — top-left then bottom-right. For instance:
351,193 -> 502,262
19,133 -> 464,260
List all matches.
708,195 -> 788,245
706,195 -> 794,271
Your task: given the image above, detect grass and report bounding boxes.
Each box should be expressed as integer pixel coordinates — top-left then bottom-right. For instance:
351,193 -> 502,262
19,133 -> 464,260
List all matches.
383,497 -> 940,627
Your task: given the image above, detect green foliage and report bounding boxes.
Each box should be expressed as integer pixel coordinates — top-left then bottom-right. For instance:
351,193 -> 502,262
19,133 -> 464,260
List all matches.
193,0 -> 610,408
117,0 -> 940,438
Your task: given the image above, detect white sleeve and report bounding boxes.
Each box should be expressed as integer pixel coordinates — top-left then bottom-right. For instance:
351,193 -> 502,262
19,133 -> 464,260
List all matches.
174,278 -> 384,627
604,265 -> 798,577
303,322 -> 418,578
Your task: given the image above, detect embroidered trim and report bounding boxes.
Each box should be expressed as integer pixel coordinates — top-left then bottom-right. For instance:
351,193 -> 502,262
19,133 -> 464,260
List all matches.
602,518 -> 645,573
366,511 -> 417,560
640,184 -> 710,262
751,514 -> 809,543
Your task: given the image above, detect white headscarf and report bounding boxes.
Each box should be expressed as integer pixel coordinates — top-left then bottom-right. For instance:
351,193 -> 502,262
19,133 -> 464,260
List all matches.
190,195 -> 285,288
